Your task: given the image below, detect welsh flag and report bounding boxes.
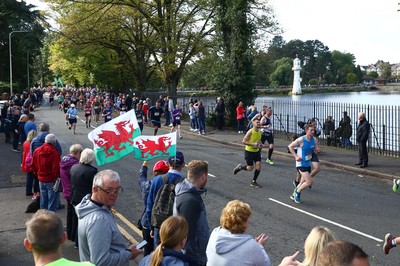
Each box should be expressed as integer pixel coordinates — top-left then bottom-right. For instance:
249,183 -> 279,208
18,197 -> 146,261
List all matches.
88,110 -> 141,166
133,133 -> 177,161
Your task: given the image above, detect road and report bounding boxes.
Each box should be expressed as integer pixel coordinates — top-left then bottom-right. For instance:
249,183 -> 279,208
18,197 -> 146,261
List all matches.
1,99 -> 398,266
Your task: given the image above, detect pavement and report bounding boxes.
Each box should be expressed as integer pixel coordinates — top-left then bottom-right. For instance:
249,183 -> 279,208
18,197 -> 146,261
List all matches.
0,114 -> 398,265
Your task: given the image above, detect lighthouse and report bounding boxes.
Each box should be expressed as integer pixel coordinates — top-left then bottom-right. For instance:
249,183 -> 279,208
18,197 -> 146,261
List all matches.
292,56 -> 302,95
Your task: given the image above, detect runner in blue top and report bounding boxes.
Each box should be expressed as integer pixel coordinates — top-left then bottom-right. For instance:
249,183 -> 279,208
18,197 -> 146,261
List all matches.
288,124 -> 320,204
66,104 -> 78,135
170,104 -> 183,139
102,103 -> 113,123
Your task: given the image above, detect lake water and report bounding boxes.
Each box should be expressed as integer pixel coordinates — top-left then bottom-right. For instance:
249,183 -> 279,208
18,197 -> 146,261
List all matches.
258,90 -> 400,106
178,90 -> 400,152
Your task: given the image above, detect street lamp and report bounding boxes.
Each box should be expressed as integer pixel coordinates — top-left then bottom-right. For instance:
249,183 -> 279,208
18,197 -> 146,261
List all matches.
9,30 -> 28,96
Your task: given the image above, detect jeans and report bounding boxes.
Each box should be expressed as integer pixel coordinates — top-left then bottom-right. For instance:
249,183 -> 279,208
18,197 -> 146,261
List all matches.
153,227 -> 161,250
26,172 -> 35,195
237,118 -> 245,132
190,118 -> 196,129
197,117 -> 205,133
342,137 -> 352,148
39,181 -> 60,211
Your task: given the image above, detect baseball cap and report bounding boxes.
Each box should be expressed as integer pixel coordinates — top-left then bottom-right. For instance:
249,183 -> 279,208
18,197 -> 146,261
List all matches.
168,151 -> 184,167
153,160 -> 169,173
70,104 -> 75,108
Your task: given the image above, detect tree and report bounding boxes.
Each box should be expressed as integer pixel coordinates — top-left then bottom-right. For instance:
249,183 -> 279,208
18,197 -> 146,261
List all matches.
377,60 -> 391,79
346,73 -> 357,84
330,50 -> 356,84
212,0 -> 279,126
0,0 -> 46,92
268,57 -> 292,86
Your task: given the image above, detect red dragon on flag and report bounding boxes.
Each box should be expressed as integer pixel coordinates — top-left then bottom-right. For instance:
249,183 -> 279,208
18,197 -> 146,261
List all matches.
133,133 -> 177,161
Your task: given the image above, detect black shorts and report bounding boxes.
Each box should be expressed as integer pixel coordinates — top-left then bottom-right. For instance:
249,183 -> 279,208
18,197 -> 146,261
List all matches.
244,150 -> 261,166
261,133 -> 274,145
94,108 -> 100,115
172,121 -> 181,126
69,118 -> 77,125
297,166 -> 311,173
311,152 -> 319,162
84,113 -> 91,117
151,121 -> 161,128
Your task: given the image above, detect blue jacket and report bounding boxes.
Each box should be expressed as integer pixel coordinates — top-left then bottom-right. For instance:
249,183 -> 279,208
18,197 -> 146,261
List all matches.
138,165 -> 151,228
173,178 -> 210,266
30,132 -> 62,155
145,170 -> 183,231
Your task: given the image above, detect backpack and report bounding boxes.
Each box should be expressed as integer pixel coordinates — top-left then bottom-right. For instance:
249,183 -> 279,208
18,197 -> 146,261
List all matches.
151,174 -> 183,228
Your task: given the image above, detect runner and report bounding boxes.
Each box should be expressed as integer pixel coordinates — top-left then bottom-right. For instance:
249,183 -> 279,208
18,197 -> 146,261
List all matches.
48,91 -> 54,108
288,124 -> 320,204
57,93 -> 64,111
92,96 -> 101,125
84,101 -> 92,128
147,100 -> 164,136
135,102 -> 144,133
66,104 -> 78,135
233,114 -> 264,188
260,107 -> 275,165
62,98 -> 70,125
101,102 -> 113,123
170,104 -> 183,139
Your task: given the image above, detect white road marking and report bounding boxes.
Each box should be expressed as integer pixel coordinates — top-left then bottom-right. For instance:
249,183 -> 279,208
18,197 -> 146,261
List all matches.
184,165 -> 215,177
269,198 -> 383,242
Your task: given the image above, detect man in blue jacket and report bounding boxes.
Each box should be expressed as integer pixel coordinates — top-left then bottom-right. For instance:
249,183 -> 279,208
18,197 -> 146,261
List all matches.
145,151 -> 185,249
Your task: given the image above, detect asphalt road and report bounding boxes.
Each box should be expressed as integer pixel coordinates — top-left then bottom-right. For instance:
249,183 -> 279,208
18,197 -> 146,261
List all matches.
1,100 -> 399,266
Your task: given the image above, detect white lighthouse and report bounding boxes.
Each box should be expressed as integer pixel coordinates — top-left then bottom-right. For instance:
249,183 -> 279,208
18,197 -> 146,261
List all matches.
292,56 -> 302,95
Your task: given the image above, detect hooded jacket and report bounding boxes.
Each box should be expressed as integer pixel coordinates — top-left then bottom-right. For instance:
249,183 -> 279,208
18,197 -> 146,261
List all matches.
75,195 -> 132,266
206,227 -> 271,266
32,143 -> 60,183
139,248 -> 189,266
173,178 -> 210,266
59,154 -> 80,201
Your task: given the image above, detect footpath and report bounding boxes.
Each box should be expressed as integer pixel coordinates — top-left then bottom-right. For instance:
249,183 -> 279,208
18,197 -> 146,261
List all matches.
0,116 -> 398,265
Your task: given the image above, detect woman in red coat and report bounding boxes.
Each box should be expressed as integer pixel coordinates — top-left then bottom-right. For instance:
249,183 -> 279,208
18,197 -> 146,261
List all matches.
22,129 -> 39,197
236,101 -> 246,134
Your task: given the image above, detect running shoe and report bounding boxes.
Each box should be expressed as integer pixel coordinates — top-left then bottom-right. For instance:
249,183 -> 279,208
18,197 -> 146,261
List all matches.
292,180 -> 299,188
393,179 -> 399,192
384,233 -> 396,254
290,189 -> 301,203
12,148 -> 21,152
250,180 -> 261,188
233,164 -> 242,175
179,135 -> 183,139
266,159 -> 274,165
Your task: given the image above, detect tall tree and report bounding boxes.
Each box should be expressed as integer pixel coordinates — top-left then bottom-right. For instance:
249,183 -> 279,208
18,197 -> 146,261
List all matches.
0,0 -> 46,92
212,0 -> 279,126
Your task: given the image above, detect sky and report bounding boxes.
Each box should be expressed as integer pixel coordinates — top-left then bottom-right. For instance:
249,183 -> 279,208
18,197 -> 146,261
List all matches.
25,0 -> 400,66
271,0 -> 400,66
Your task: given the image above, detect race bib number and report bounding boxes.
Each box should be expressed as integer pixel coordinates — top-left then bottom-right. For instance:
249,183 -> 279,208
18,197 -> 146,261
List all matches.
107,115 -> 111,119
176,116 -> 181,120
154,112 -> 160,116
305,153 -> 312,161
137,118 -> 143,123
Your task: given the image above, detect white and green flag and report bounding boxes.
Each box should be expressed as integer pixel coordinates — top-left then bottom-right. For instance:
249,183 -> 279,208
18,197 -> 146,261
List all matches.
133,133 -> 177,161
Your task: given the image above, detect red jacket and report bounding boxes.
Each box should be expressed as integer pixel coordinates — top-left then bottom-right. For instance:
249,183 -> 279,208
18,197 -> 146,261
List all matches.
32,143 -> 61,183
236,106 -> 246,120
21,141 -> 31,173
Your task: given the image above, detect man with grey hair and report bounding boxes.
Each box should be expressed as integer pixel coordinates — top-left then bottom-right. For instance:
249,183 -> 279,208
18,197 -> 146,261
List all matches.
32,134 -> 61,211
76,170 -> 141,265
24,209 -> 94,266
31,122 -> 62,155
355,112 -> 370,168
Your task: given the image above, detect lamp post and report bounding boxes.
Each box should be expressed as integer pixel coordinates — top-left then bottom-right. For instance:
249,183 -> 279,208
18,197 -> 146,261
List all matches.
9,30 -> 28,96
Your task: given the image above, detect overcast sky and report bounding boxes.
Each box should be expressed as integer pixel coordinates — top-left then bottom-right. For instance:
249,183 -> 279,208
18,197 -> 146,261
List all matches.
26,0 -> 400,66
271,0 -> 400,66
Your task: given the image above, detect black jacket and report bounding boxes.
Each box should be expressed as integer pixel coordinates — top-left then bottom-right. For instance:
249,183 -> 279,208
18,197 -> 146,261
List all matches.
70,163 -> 98,205
356,118 -> 370,142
